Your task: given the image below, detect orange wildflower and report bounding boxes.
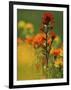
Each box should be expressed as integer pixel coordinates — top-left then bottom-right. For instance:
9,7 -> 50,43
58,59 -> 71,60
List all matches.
32,33 -> 45,46
50,48 -> 63,57
53,49 -> 60,56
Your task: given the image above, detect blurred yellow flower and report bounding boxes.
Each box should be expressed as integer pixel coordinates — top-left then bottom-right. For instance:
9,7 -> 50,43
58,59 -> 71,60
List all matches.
18,21 -> 26,30
54,35 -> 61,45
54,36 -> 59,42
59,48 -> 63,56
25,23 -> 34,33
54,58 -> 63,68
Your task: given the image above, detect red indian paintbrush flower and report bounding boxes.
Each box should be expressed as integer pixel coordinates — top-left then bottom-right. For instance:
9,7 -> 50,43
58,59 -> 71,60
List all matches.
42,12 -> 54,25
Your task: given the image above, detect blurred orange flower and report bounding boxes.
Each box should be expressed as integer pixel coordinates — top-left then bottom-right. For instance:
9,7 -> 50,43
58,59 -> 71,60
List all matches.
50,48 -> 60,56
52,49 -> 60,56
25,37 -> 33,44
50,48 -> 63,57
32,33 -> 45,46
17,38 -> 23,44
47,37 -> 52,45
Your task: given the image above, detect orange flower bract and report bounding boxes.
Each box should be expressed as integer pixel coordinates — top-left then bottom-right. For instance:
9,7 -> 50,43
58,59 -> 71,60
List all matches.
52,49 -> 60,56
47,37 -> 52,45
50,48 -> 63,57
25,37 -> 33,44
32,33 -> 45,46
50,31 -> 56,39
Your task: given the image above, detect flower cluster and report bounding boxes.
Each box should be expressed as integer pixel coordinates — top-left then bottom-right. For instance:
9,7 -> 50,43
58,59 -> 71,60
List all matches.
32,33 -> 45,47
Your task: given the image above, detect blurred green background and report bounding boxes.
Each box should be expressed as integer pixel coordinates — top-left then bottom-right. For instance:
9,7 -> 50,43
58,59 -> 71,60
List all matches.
17,9 -> 63,40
